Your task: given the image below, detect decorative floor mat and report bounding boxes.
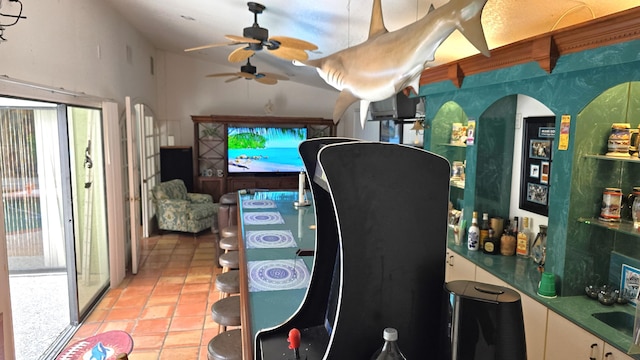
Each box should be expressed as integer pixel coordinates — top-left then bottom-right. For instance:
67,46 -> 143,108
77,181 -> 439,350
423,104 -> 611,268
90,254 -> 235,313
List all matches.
56,330 -> 133,360
242,199 -> 277,209
246,230 -> 297,249
243,212 -> 285,225
248,259 -> 310,292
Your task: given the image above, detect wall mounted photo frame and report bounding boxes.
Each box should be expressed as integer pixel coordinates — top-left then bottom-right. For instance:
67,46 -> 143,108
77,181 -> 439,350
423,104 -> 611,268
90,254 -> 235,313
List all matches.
520,116 -> 556,216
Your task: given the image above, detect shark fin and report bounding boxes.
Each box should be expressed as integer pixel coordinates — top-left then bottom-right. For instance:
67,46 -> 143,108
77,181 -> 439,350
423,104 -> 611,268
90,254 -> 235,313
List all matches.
293,58 -> 322,68
359,99 -> 371,129
368,0 -> 388,39
333,90 -> 360,124
457,12 -> 490,57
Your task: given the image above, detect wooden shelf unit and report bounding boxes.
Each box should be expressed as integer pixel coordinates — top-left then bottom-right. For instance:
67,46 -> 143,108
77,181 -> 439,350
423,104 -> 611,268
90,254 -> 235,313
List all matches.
192,115 -> 336,199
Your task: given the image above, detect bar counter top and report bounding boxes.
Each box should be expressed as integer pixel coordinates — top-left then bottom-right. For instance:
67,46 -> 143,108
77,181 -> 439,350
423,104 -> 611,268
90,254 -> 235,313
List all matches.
448,240 -> 640,359
236,190 -> 316,360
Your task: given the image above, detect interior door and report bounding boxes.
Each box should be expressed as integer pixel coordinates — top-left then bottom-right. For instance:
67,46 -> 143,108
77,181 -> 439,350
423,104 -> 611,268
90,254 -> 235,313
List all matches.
135,104 -> 160,238
125,97 -> 142,274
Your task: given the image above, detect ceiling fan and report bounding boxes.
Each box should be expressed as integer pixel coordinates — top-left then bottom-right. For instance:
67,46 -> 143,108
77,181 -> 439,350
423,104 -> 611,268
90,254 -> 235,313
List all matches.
185,2 -> 318,63
206,57 -> 289,85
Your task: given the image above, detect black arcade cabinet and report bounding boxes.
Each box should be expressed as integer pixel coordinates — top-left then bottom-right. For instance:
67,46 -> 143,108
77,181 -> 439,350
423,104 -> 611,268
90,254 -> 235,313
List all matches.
256,139 -> 451,359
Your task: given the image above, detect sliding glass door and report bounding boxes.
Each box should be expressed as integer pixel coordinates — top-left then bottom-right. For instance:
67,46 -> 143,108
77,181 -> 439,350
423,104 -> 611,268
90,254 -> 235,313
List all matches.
0,98 -> 110,359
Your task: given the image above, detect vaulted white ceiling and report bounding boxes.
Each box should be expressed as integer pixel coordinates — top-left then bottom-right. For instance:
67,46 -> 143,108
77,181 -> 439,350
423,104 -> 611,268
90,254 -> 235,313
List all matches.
105,0 -> 640,89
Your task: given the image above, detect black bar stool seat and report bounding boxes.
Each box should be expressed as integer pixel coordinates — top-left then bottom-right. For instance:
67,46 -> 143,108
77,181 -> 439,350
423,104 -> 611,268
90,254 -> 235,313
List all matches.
221,226 -> 238,239
211,295 -> 241,331
207,329 -> 242,360
219,251 -> 239,270
219,236 -> 239,252
215,270 -> 240,295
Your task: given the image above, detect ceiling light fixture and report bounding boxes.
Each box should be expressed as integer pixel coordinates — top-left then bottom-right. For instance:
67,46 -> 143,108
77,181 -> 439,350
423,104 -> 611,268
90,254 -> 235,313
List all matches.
0,0 -> 26,42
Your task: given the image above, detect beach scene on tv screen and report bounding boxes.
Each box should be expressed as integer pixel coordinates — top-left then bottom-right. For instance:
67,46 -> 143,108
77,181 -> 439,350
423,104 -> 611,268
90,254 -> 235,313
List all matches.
228,127 -> 306,173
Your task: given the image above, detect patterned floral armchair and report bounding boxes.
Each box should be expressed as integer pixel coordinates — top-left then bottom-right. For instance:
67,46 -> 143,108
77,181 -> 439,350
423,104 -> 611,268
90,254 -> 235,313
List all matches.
151,179 -> 217,234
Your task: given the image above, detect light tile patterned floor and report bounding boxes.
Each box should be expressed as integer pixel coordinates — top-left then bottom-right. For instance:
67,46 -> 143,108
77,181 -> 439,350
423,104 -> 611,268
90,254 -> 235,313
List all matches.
69,231 -> 224,360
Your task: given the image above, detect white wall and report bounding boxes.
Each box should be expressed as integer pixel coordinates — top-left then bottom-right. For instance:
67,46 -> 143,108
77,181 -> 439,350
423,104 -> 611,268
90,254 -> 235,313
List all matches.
0,0 -> 157,111
154,52 -> 342,147
509,94 -> 555,232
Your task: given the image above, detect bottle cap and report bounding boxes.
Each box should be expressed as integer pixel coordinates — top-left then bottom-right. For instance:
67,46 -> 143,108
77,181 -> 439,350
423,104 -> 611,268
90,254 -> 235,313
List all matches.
383,328 -> 398,341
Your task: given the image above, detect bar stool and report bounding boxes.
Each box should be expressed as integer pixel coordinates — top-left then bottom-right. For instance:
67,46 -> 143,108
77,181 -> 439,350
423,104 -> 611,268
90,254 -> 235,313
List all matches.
219,236 -> 239,253
211,295 -> 241,332
221,225 -> 238,239
219,251 -> 239,272
207,329 -> 242,360
216,269 -> 240,299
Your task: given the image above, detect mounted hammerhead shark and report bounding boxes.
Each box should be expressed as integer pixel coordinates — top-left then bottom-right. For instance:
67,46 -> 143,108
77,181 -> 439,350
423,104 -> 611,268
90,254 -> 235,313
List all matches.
295,0 -> 491,126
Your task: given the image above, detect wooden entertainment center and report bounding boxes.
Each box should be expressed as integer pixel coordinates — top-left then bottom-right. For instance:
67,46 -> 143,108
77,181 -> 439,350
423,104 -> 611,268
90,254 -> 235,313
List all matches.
191,115 -> 336,201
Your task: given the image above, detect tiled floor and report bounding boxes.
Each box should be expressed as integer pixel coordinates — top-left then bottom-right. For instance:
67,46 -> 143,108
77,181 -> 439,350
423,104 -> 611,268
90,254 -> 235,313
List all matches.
70,230 -> 224,360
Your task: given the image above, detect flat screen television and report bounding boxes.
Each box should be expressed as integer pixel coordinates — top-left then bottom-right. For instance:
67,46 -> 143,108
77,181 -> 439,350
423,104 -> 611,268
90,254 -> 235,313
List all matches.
227,126 -> 307,174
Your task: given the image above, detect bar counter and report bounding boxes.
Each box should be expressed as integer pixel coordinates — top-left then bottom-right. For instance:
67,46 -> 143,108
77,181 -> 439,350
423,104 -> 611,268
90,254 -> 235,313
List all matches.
236,190 -> 316,360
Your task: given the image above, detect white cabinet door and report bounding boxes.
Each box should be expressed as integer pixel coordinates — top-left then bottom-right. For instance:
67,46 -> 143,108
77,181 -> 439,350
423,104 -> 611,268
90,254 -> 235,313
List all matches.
603,343 -> 635,360
445,250 -> 476,282
475,267 -> 548,360
546,311 -> 604,360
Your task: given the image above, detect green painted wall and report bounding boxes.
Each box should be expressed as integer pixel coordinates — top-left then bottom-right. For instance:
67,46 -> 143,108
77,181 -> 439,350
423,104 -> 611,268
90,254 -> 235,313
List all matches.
420,39 -> 640,295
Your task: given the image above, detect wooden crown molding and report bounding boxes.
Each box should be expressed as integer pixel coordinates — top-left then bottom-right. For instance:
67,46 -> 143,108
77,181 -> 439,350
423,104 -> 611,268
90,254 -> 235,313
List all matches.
420,6 -> 640,88
191,114 -> 333,126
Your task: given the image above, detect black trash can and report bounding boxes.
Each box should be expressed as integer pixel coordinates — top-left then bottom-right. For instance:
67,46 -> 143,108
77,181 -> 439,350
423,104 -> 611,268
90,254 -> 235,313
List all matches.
445,280 -> 527,360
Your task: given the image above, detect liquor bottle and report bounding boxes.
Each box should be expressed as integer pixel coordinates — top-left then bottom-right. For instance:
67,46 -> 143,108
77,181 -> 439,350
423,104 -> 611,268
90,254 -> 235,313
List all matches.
511,217 -> 519,237
483,228 -> 500,255
371,328 -> 407,360
479,213 -> 490,249
467,211 -> 480,251
500,219 -> 516,256
516,217 -> 530,257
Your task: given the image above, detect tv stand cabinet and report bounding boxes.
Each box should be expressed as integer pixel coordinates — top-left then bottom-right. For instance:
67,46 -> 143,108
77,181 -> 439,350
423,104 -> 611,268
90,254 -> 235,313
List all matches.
192,115 -> 335,200
227,174 -> 299,192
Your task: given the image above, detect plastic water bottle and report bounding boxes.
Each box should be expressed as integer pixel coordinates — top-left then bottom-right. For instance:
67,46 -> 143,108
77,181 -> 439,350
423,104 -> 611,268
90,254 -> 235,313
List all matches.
371,328 -> 407,360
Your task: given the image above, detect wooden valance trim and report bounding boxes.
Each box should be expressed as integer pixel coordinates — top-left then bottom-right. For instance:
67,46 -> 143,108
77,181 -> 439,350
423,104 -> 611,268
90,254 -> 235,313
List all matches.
420,6 -> 640,88
192,115 -> 333,126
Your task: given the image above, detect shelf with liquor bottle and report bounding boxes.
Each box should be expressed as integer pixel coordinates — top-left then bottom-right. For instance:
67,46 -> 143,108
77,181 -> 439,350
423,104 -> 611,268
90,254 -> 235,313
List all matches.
428,102 -> 470,210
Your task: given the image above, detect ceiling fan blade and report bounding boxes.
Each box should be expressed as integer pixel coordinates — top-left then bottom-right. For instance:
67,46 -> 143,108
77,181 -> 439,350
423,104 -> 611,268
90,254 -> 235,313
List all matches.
185,42 -> 237,52
225,34 -> 261,44
206,72 -> 239,78
270,36 -> 318,51
238,72 -> 256,79
225,76 -> 243,83
228,47 -> 255,63
268,47 -> 309,61
262,72 -> 289,81
255,76 -> 278,85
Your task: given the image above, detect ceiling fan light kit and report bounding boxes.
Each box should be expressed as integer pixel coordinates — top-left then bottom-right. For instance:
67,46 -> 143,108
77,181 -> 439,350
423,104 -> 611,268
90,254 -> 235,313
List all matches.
207,58 -> 289,86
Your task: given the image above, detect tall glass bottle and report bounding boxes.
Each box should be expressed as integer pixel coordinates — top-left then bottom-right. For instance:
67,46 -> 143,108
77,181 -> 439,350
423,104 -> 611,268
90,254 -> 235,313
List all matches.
371,328 -> 407,360
467,211 -> 480,251
479,213 -> 490,250
516,217 -> 530,257
500,219 -> 516,256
